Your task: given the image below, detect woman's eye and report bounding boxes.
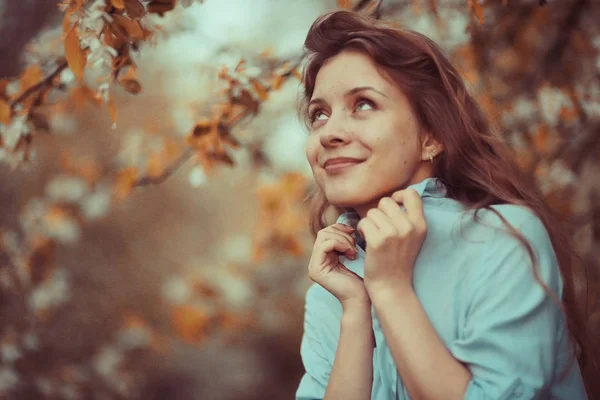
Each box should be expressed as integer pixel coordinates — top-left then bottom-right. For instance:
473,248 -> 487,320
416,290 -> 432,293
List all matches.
309,99 -> 375,125
313,110 -> 326,121
355,99 -> 375,112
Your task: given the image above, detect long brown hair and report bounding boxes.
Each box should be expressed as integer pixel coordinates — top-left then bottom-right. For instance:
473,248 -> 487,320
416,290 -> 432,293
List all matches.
298,9 -> 598,393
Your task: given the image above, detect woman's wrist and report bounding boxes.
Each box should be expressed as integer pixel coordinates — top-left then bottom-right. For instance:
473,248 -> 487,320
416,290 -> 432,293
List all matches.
341,299 -> 372,324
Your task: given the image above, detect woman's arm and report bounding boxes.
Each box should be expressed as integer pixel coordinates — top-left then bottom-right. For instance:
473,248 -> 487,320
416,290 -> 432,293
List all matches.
370,285 -> 471,400
324,300 -> 375,400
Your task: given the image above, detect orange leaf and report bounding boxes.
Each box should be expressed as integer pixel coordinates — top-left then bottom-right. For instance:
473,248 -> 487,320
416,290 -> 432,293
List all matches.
74,0 -> 85,12
17,65 -> 44,98
107,90 -> 118,126
146,153 -> 165,178
533,124 -> 550,153
124,0 -> 146,19
337,0 -> 352,9
70,85 -> 101,109
0,99 -> 10,125
114,167 -> 138,200
118,78 -> 142,94
468,0 -> 485,24
559,105 -> 578,123
63,8 -> 75,34
173,305 -> 211,343
111,0 -> 125,9
112,14 -> 145,41
147,0 -> 175,16
292,68 -> 303,82
250,78 -> 269,101
64,25 -> 87,82
271,74 -> 284,91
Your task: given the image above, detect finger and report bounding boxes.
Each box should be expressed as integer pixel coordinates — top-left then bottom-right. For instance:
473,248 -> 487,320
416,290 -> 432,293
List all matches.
318,238 -> 357,258
401,188 -> 426,226
365,208 -> 395,235
391,188 -> 425,224
377,197 -> 409,228
319,231 -> 357,255
331,223 -> 355,233
321,228 -> 356,245
356,217 -> 378,242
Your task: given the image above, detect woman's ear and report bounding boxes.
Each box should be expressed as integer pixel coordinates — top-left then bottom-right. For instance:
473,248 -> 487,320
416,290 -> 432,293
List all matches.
420,132 -> 444,162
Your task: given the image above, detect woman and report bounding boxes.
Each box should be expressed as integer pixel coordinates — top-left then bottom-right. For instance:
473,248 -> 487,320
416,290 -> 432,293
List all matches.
295,9 -> 595,400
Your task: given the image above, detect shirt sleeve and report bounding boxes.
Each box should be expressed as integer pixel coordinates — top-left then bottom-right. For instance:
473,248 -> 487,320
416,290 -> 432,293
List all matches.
450,210 -> 570,399
295,284 -> 336,400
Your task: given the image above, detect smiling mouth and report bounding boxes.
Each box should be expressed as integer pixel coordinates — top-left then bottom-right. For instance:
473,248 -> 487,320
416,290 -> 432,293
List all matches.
324,160 -> 363,173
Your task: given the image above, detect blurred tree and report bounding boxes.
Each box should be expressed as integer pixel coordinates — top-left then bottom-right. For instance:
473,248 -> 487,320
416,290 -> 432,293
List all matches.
0,0 -> 598,398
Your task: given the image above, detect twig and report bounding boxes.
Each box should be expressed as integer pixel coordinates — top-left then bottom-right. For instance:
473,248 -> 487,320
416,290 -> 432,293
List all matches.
10,61 -> 69,111
134,147 -> 196,187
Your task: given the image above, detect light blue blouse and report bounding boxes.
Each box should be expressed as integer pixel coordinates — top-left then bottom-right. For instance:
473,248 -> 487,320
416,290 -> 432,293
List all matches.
296,177 -> 588,400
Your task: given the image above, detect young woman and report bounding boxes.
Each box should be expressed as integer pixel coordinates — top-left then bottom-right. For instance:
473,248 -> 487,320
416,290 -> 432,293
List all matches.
295,10 -> 595,400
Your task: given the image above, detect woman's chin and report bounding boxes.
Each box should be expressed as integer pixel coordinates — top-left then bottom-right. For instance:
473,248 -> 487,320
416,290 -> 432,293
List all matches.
325,194 -> 370,210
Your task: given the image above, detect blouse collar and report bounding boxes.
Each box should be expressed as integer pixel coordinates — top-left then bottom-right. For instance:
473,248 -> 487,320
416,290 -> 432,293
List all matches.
335,177 -> 447,228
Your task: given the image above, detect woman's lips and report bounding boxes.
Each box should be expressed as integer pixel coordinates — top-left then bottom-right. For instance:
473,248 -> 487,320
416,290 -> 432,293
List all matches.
324,160 -> 363,173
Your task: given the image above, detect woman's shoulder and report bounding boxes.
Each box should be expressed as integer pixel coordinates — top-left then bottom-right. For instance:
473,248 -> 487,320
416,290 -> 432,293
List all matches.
460,204 -> 562,291
457,203 -> 550,244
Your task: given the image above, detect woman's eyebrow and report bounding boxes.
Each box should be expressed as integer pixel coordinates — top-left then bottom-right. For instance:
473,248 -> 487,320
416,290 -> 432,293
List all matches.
308,86 -> 387,108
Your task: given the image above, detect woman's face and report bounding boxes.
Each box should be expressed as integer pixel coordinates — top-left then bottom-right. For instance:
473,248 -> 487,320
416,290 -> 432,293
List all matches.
305,50 -> 439,217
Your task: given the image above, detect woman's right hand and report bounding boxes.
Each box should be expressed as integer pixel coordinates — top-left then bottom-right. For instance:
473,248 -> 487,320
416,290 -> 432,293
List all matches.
308,223 -> 370,308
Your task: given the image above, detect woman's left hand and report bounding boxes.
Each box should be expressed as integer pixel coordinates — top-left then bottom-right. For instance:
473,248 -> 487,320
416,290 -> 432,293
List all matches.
357,188 -> 428,296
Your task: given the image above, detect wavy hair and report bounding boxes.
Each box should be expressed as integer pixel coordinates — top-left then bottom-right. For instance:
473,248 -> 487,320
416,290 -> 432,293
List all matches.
297,9 -> 598,393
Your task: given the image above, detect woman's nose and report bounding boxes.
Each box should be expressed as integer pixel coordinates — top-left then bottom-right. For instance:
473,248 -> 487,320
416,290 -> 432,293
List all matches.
319,114 -> 352,147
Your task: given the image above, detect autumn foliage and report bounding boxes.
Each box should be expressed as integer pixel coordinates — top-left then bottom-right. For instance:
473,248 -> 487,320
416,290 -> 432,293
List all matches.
0,0 -> 599,398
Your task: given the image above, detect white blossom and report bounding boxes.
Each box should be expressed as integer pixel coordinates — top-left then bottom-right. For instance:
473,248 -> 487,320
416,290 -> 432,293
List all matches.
0,342 -> 21,363
28,269 -> 71,312
189,166 -> 208,187
81,186 -> 112,220
0,367 -> 18,394
46,175 -> 89,203
22,332 -> 39,351
60,68 -> 76,85
218,234 -> 253,264
0,115 -> 30,150
93,346 -> 123,377
162,274 -> 193,304
45,213 -> 81,244
116,325 -> 152,351
537,86 -> 572,127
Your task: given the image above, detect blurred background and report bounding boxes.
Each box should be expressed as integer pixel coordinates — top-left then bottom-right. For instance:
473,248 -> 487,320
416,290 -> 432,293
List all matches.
0,0 -> 599,399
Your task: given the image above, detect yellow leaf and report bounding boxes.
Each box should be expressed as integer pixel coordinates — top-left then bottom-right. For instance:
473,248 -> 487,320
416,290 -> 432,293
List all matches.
0,99 -> 10,125
64,25 -> 87,82
111,0 -> 125,9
